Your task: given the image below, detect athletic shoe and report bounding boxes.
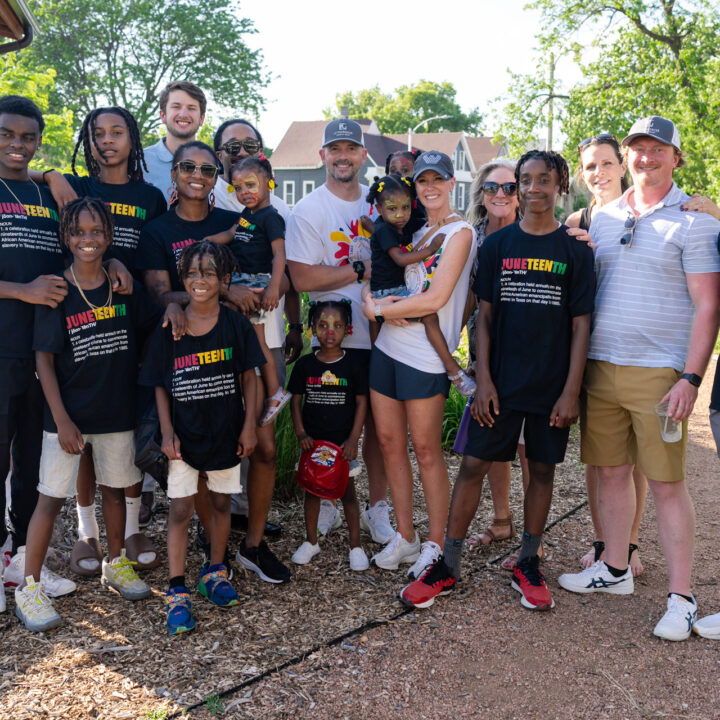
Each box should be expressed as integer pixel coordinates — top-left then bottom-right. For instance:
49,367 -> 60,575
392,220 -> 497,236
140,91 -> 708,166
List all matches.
360,500 -> 395,544
291,541 -> 320,565
197,563 -> 239,607
407,540 -> 441,580
653,594 -> 697,641
15,576 -> 62,632
138,491 -> 155,527
3,547 -> 77,597
371,531 -> 421,570
100,550 -> 151,600
317,500 -> 342,536
557,560 -> 634,595
348,460 -> 362,478
236,539 -> 291,584
165,586 -> 195,635
400,557 -> 457,609
1,533 -> 13,571
693,611 -> 720,640
230,514 -> 282,538
349,547 -> 370,571
512,556 -> 555,610
196,521 -> 234,581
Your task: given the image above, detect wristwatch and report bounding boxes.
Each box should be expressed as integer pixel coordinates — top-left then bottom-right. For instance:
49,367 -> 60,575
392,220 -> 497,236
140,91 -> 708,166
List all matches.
374,304 -> 384,325
681,372 -> 702,387
352,260 -> 365,283
288,322 -> 303,332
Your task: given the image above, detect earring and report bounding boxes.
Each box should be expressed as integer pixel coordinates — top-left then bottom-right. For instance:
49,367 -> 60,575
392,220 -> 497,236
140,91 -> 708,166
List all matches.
167,182 -> 178,205
209,189 -> 216,211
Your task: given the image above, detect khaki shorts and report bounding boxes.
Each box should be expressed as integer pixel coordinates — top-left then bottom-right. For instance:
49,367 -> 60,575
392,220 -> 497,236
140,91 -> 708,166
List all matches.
38,430 -> 141,499
580,360 -> 686,483
167,459 -> 242,499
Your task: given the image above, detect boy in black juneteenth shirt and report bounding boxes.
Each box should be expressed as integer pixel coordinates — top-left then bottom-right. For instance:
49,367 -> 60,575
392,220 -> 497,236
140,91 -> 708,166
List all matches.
400,150 -> 594,613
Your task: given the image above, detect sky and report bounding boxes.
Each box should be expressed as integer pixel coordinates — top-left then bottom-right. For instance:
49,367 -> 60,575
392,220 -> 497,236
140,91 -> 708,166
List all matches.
239,0 -> 585,149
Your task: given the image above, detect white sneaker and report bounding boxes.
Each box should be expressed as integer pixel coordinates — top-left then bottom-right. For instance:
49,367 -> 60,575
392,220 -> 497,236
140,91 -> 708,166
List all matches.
348,460 -> 362,478
349,546 -> 369,572
557,561 -> 634,595
15,576 -> 62,632
101,550 -> 151,600
317,500 -> 342,536
291,541 -> 320,565
371,531 -> 421,570
693,610 -> 720,639
654,594 -> 698,641
3,547 -> 77,597
407,541 -> 441,580
360,500 -> 395,544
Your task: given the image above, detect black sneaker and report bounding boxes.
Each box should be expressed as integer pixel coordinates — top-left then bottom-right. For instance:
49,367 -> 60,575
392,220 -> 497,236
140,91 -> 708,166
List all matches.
230,514 -> 283,538
235,539 -> 290,584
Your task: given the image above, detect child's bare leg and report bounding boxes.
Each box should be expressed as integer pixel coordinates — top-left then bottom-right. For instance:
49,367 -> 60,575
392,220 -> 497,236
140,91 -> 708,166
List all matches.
195,475 -> 213,537
255,323 -> 280,397
208,490 -> 232,566
369,320 -> 380,344
304,492 -> 321,545
341,480 -> 361,548
421,313 -> 462,376
23,495 -> 64,584
167,496 -> 195,580
100,485 -> 125,560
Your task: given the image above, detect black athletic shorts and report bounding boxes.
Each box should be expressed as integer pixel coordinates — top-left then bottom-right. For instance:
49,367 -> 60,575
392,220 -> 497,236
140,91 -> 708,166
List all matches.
369,347 -> 450,401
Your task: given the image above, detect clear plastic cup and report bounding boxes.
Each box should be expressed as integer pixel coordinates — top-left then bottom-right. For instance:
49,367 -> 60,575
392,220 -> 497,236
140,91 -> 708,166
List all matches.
654,401 -> 682,443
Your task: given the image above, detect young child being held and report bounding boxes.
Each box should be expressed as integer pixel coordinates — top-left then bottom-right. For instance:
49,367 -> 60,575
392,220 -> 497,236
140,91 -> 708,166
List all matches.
367,175 -> 476,395
16,198 -> 161,632
139,241 -> 264,635
288,300 -> 369,571
204,155 -> 290,426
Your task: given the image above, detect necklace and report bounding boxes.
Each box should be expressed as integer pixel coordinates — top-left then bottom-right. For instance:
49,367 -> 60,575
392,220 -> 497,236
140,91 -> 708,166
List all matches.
0,176 -> 42,208
69,265 -> 113,310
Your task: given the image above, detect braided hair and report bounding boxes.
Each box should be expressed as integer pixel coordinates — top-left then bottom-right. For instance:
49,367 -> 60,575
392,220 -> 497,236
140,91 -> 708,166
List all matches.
71,107 -> 147,183
515,150 -> 570,195
366,174 -> 415,207
229,155 -> 274,188
59,196 -> 114,248
177,240 -> 237,284
384,150 -> 420,175
308,299 -> 352,328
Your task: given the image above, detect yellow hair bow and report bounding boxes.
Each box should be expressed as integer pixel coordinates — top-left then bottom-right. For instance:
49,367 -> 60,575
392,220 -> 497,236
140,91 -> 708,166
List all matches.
377,182 -> 385,193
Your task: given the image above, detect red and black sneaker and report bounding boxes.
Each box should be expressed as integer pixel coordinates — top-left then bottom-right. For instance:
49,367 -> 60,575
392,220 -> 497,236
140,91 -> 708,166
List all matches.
511,555 -> 555,610
399,557 -> 457,609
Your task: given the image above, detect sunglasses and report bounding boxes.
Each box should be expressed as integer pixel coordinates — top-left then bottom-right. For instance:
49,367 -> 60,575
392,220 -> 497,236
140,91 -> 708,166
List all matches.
620,212 -> 638,247
174,161 -> 218,179
578,132 -> 618,150
220,139 -> 263,156
482,181 -> 517,196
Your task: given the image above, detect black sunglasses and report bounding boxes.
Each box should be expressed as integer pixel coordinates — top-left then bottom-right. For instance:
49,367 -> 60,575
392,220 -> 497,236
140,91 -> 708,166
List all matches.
482,181 -> 517,196
220,138 -> 263,156
620,213 -> 638,247
578,132 -> 618,150
174,161 -> 218,179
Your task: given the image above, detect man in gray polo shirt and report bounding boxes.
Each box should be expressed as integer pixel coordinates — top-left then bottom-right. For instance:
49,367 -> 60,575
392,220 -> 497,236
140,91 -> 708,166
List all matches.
558,117 -> 720,640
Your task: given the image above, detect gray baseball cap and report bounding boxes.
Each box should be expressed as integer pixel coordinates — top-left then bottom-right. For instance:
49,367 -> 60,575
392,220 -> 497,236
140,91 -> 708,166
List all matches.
322,119 -> 364,148
621,116 -> 681,151
412,151 -> 454,181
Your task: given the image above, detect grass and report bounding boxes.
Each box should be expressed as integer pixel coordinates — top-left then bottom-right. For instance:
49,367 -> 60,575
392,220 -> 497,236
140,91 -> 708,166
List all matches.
205,695 -> 225,715
145,710 -> 168,720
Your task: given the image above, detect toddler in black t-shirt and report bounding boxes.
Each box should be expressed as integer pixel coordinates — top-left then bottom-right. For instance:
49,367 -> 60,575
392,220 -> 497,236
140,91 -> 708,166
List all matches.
288,300 -> 370,571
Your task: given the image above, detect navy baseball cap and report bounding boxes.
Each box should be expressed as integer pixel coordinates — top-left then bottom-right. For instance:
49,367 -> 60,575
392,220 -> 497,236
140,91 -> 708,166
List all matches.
412,151 -> 454,181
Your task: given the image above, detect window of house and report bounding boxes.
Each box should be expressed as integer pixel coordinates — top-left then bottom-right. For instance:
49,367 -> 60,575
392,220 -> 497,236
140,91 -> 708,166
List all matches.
457,183 -> 466,211
303,180 -> 315,197
283,180 -> 295,207
455,148 -> 465,170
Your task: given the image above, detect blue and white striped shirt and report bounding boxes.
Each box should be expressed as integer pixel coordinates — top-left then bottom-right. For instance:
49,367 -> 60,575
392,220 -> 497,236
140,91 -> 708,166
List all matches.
588,183 -> 720,371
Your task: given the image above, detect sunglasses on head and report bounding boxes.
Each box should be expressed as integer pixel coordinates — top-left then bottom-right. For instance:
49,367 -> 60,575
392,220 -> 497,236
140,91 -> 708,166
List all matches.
220,138 -> 263,156
577,132 -> 618,150
620,212 -> 638,247
174,161 -> 218,179
482,181 -> 517,196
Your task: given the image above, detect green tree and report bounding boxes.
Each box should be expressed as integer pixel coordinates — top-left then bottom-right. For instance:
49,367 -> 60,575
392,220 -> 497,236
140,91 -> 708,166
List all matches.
25,0 -> 269,140
325,81 -> 483,135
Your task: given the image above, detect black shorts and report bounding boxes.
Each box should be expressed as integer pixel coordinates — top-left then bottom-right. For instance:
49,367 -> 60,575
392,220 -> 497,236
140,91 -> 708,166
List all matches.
464,407 -> 570,465
369,347 -> 450,401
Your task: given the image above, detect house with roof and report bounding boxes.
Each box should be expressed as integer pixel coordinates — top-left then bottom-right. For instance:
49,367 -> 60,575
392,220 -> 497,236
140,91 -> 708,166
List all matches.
269,119 -> 505,214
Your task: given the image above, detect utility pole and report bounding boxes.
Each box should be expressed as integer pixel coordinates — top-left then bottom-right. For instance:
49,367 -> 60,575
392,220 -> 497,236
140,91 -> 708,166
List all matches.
547,53 -> 555,151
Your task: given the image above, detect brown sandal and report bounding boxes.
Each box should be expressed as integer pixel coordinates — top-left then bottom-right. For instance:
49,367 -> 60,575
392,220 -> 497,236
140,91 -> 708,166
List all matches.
501,542 -> 545,572
70,537 -> 102,577
479,517 -> 515,546
124,533 -> 161,570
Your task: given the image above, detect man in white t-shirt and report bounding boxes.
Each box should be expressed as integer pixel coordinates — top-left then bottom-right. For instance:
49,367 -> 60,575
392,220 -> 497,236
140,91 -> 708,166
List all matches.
287,119 -> 394,543
558,117 -> 720,641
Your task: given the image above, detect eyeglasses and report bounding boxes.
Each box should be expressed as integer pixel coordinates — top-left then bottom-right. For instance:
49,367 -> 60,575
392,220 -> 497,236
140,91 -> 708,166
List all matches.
620,213 -> 638,247
173,161 -> 218,179
220,139 -> 263,156
578,132 -> 617,150
482,181 -> 517,196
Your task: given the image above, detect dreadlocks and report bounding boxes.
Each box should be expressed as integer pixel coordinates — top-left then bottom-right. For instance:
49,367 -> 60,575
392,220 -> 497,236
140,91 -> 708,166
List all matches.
71,107 -> 147,183
59,197 -> 114,248
177,240 -> 237,284
515,150 -> 570,195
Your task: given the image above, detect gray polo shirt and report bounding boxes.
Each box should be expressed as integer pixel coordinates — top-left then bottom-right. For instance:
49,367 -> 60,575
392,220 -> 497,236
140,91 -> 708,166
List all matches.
588,183 -> 720,371
143,138 -> 174,205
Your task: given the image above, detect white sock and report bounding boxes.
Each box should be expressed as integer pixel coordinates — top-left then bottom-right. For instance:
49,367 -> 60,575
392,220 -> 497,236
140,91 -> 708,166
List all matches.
124,496 -> 140,539
77,502 -> 99,541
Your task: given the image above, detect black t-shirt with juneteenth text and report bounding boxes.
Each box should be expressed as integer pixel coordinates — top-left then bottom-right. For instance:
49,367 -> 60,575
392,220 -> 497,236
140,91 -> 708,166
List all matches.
33,279 -> 162,433
66,175 -> 166,277
473,222 -> 594,414
136,206 -> 239,291
0,180 -> 64,360
229,205 -> 284,275
139,306 -> 265,471
287,351 -> 368,446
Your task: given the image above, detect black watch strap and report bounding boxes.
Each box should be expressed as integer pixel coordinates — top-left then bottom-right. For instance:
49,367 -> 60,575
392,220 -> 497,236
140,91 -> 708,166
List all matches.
352,260 -> 365,282
288,322 -> 303,332
681,372 -> 702,387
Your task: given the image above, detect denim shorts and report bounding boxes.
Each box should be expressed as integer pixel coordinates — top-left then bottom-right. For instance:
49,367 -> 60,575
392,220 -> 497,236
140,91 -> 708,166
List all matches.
231,272 -> 270,323
372,285 -> 410,299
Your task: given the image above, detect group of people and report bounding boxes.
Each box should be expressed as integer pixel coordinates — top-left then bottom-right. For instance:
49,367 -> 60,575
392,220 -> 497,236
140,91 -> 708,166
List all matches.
1,80 -> 720,644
